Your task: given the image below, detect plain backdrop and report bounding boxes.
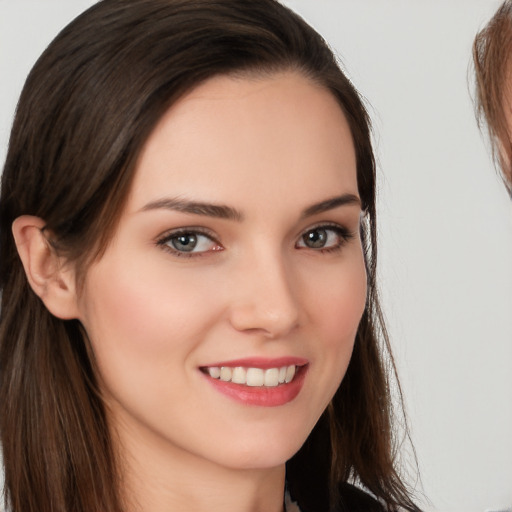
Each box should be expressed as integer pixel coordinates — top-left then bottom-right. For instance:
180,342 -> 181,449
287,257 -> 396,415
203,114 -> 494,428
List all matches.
1,2 -> 511,512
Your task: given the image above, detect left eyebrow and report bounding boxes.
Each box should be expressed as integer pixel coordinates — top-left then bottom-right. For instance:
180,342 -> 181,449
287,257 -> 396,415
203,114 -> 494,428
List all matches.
301,194 -> 361,218
140,197 -> 243,221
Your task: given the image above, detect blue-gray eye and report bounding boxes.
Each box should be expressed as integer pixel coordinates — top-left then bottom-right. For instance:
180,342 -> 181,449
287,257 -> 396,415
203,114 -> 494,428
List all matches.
297,225 -> 351,250
302,228 -> 328,248
171,233 -> 198,252
162,231 -> 218,254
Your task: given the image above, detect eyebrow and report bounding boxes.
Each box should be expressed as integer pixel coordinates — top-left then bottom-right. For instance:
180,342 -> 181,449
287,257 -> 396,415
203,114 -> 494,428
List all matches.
140,193 -> 361,221
300,194 -> 361,218
141,198 -> 243,221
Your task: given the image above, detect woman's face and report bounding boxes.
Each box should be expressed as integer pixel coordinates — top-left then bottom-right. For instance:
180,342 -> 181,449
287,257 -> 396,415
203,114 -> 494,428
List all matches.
75,72 -> 367,472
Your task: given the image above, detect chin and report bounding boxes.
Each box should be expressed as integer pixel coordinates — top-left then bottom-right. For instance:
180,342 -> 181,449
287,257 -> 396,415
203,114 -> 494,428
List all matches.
207,426 -> 313,471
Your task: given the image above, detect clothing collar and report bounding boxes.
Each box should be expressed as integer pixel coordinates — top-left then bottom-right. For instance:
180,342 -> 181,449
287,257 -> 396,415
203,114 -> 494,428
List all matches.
284,490 -> 301,512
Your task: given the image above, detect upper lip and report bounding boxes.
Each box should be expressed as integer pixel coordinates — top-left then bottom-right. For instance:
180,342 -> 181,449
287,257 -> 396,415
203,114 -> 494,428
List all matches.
200,356 -> 308,369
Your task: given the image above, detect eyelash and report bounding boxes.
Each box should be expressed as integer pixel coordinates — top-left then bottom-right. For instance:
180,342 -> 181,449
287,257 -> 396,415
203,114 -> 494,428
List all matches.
296,223 -> 355,254
155,223 -> 355,258
156,227 -> 221,258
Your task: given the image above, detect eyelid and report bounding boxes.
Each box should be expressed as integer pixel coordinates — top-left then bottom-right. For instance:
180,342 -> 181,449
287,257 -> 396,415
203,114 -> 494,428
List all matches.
155,226 -> 223,257
299,221 -> 354,237
296,222 -> 355,250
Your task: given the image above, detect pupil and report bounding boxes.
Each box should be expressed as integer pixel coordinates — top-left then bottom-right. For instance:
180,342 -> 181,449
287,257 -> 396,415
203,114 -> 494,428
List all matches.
305,229 -> 326,248
172,234 -> 197,252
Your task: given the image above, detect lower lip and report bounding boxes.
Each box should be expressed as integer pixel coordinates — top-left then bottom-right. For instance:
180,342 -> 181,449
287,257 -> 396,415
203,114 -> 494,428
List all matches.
202,365 -> 308,407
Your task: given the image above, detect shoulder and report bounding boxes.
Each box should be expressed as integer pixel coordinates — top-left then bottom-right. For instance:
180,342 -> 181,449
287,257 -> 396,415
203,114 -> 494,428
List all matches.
334,483 -> 386,512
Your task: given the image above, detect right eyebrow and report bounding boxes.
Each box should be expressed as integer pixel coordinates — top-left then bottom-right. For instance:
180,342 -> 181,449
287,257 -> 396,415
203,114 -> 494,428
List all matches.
300,193 -> 361,218
140,197 -> 244,222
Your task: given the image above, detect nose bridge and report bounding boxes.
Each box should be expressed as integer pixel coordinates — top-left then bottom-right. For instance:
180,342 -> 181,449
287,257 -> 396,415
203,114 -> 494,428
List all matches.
229,245 -> 300,338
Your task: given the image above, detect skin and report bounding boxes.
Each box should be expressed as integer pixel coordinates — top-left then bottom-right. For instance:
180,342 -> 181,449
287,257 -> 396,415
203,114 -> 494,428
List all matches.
23,72 -> 367,512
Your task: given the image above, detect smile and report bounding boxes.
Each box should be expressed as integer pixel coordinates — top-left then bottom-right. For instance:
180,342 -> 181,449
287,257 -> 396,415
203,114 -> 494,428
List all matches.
204,365 -> 297,387
200,359 -> 308,407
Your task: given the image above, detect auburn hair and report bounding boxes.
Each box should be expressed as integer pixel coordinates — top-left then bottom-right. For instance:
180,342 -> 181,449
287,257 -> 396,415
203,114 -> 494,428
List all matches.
473,0 -> 512,193
0,1 -> 420,511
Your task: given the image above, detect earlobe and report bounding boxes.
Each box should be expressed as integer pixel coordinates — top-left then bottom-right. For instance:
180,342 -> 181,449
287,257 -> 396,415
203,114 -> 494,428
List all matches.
12,216 -> 80,320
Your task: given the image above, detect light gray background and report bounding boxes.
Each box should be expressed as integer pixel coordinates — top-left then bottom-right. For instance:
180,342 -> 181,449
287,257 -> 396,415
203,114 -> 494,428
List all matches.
1,2 -> 511,511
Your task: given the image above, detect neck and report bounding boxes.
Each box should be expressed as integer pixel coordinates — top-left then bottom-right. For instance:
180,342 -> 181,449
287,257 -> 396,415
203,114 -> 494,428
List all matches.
116,423 -> 287,512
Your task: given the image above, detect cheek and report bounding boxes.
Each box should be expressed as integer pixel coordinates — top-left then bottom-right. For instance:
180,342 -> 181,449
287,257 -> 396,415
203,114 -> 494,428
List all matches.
310,255 -> 367,344
79,271 -> 164,405
81,256 -> 217,352
77,258 -> 219,405
287,253 -> 367,432
77,259 -> 228,428
307,253 -> 367,395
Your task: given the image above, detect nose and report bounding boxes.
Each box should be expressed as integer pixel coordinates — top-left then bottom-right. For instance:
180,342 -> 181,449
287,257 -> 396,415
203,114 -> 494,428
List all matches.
228,251 -> 301,339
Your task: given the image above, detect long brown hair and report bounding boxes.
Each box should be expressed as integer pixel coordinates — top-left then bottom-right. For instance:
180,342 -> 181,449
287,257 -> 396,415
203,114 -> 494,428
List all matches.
473,0 -> 512,193
0,1 -> 419,511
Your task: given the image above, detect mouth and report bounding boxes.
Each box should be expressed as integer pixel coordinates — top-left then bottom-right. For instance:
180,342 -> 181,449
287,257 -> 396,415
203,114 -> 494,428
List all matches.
199,359 -> 308,407
201,364 -> 300,387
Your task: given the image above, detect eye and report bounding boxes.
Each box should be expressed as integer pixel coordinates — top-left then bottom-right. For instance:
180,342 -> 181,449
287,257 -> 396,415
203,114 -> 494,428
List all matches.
296,225 -> 353,251
157,229 -> 222,256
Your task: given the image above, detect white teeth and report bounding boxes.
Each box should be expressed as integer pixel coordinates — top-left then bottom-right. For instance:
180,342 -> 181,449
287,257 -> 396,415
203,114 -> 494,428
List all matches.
220,367 -> 232,382
205,365 -> 300,387
231,367 -> 246,384
246,368 -> 265,387
285,365 -> 296,383
264,368 -> 279,387
208,367 -> 221,379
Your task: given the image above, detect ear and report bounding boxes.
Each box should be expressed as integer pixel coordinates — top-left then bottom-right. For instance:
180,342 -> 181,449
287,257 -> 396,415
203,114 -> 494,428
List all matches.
12,215 -> 80,320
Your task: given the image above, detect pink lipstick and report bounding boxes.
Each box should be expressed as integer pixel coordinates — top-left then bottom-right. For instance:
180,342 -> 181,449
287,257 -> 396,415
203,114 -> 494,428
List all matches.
200,357 -> 308,407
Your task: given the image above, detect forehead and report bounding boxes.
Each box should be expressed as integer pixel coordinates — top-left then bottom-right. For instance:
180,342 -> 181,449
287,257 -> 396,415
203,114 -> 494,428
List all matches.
128,71 -> 358,211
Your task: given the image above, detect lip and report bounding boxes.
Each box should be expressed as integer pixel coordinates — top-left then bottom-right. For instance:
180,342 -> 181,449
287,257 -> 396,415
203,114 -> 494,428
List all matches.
203,356 -> 309,369
200,357 -> 309,407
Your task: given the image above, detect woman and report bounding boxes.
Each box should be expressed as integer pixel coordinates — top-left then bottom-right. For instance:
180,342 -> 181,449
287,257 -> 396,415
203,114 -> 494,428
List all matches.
473,0 -> 512,194
0,1 -> 420,511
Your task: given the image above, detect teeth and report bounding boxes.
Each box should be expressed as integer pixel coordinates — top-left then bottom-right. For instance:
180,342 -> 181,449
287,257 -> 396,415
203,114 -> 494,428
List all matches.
208,367 -> 221,379
264,368 -> 279,387
219,367 -> 232,382
231,367 -> 246,384
246,368 -> 264,387
206,365 -> 298,387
